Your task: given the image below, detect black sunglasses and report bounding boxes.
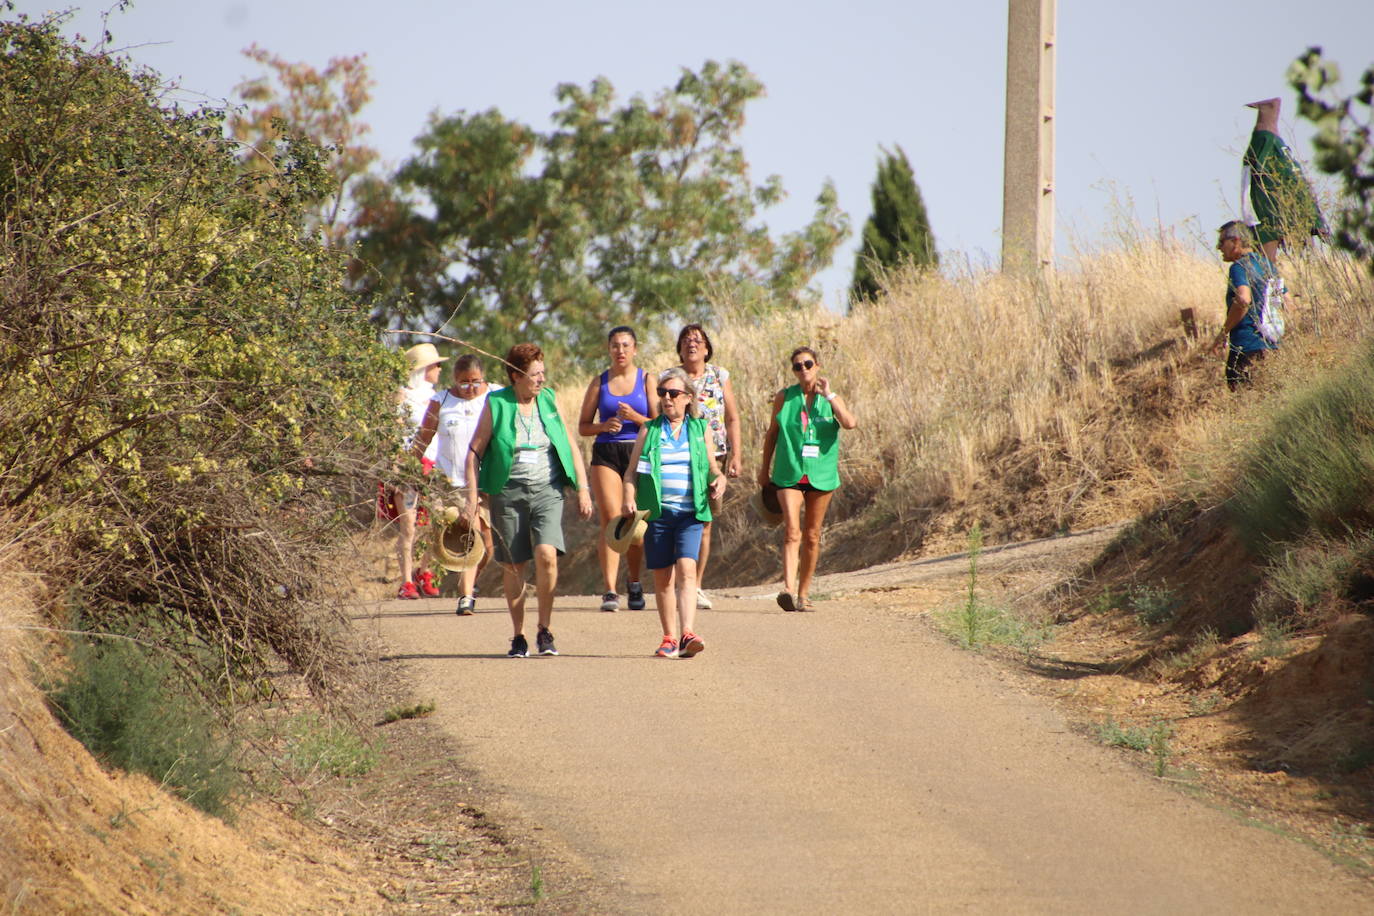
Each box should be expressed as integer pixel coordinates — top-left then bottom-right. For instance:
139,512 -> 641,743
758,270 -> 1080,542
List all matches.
657,387 -> 689,399
791,359 -> 815,371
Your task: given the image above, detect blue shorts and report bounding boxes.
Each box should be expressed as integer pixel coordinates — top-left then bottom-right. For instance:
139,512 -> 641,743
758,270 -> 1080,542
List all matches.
643,508 -> 704,570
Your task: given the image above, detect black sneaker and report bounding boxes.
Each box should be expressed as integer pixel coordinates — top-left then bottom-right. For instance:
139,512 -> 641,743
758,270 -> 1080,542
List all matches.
627,581 -> 646,611
455,595 -> 475,616
600,591 -> 619,612
507,634 -> 529,658
536,627 -> 558,656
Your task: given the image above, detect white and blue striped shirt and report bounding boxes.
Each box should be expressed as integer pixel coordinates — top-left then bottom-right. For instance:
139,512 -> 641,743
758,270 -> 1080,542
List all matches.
658,421 -> 693,512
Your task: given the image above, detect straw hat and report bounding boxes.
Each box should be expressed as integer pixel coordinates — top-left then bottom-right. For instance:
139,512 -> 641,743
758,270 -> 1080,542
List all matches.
751,482 -> 783,527
432,506 -> 485,571
404,342 -> 448,373
605,509 -> 650,554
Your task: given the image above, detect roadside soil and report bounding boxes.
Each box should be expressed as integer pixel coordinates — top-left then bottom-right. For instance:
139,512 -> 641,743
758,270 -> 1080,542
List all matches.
364,523 -> 1374,912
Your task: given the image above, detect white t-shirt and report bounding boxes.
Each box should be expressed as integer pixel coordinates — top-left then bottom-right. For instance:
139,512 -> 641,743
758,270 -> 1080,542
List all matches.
400,382 -> 438,461
429,384 -> 502,485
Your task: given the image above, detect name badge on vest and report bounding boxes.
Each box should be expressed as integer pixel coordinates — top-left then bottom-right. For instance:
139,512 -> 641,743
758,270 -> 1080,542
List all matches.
636,459 -> 651,474
517,449 -> 541,465
801,444 -> 820,459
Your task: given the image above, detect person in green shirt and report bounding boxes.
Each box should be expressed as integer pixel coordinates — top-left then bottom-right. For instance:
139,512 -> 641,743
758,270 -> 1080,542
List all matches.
757,346 -> 858,612
466,343 -> 593,658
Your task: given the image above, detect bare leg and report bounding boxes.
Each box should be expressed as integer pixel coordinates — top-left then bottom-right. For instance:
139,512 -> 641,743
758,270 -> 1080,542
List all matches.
675,557 -> 699,636
502,561 -> 528,635
395,502 -> 416,585
777,488 -> 804,595
591,464 -> 624,593
797,490 -> 834,603
653,566 -> 677,641
533,543 -> 558,630
697,521 -> 712,586
1247,97 -> 1280,134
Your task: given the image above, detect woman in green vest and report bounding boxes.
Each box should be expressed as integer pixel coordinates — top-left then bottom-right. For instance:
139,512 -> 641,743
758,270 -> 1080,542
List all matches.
757,346 -> 858,612
622,367 -> 727,658
465,343 -> 593,658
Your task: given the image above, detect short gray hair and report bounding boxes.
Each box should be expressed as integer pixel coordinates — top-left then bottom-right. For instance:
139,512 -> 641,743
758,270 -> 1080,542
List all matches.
1217,220 -> 1255,247
657,367 -> 701,419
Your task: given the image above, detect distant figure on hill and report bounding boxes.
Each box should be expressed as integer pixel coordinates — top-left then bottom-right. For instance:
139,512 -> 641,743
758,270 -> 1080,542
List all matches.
1212,221 -> 1278,391
757,346 -> 858,612
1242,97 -> 1327,262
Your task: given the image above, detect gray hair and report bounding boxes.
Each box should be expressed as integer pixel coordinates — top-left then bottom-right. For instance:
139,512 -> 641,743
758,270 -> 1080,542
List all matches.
1217,220 -> 1255,248
658,366 -> 701,419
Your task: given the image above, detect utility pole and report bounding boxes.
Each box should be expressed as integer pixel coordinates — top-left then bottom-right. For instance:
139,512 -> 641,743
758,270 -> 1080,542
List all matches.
1001,0 -> 1056,273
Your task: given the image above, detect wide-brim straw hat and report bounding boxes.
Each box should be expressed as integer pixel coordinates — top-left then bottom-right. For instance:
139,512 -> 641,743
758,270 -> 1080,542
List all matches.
751,482 -> 783,527
404,342 -> 448,373
432,506 -> 485,571
605,509 -> 650,554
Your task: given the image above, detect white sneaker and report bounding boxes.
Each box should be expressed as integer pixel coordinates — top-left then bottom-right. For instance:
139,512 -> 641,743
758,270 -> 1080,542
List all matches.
696,589 -> 713,610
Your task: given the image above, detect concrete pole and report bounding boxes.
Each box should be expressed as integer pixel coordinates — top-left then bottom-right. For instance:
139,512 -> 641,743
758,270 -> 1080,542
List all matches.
1001,0 -> 1056,273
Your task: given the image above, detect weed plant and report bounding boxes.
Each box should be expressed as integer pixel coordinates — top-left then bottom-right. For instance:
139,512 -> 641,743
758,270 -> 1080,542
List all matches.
934,526 -> 1051,652
1128,584 -> 1180,626
284,713 -> 380,779
45,634 -> 240,819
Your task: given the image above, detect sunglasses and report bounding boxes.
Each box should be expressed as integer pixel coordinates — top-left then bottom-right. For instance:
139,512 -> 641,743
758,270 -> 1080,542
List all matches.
657,387 -> 689,399
791,359 -> 816,371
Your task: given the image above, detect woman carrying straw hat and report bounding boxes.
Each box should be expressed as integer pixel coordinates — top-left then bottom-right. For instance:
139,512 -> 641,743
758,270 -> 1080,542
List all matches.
622,367 -> 727,658
757,346 -> 858,612
577,325 -> 657,613
411,353 -> 500,615
391,342 -> 446,600
676,323 -> 741,611
466,343 -> 593,658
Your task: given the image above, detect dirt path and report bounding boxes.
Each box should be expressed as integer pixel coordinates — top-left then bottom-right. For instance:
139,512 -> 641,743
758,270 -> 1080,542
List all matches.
363,529 -> 1372,913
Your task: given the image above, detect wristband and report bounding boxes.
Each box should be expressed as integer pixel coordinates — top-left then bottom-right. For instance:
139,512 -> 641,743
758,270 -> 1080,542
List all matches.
824,391 -> 837,402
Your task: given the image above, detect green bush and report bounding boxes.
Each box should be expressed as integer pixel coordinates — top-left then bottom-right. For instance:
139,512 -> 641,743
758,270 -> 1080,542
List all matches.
284,713 -> 379,778
1226,340 -> 1374,551
46,634 -> 240,820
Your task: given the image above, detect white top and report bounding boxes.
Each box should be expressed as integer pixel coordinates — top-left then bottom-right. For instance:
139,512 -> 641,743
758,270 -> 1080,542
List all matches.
400,382 -> 437,461
429,384 -> 502,485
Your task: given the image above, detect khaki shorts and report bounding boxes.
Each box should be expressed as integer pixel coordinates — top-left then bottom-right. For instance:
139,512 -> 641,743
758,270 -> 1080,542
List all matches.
490,479 -> 566,564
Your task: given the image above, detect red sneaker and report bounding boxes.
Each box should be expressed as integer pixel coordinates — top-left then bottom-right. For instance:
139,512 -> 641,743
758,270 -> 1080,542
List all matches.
397,580 -> 420,600
415,569 -> 440,597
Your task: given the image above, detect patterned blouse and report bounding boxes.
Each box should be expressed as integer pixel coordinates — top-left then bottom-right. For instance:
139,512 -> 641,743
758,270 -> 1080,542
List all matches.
690,363 -> 730,456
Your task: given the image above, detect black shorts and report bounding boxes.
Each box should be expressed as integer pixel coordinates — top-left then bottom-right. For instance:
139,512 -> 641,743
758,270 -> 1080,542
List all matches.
591,440 -> 635,476
779,480 -> 826,493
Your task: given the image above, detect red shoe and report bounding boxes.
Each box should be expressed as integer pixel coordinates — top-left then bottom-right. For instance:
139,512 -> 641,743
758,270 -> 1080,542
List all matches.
415,569 -> 440,597
397,580 -> 420,600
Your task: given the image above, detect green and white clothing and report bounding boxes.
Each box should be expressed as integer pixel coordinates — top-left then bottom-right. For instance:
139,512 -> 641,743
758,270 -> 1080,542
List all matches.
634,415 -> 712,521
769,385 -> 841,491
477,387 -> 578,494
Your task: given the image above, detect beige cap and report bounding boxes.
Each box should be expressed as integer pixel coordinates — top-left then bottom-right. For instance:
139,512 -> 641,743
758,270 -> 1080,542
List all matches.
404,342 -> 447,373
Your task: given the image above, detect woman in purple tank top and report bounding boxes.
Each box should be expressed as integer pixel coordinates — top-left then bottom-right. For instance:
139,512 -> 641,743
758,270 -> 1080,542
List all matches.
578,326 -> 657,611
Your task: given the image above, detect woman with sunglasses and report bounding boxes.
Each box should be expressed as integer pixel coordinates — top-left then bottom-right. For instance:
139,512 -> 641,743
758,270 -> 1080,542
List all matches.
466,343 -> 594,658
413,353 -> 500,615
578,326 -> 657,612
622,368 -> 727,658
676,323 -> 742,610
757,347 -> 858,612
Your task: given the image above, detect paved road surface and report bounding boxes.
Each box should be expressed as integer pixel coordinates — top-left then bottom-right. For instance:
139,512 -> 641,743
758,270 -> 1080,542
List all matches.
365,534 -> 1372,914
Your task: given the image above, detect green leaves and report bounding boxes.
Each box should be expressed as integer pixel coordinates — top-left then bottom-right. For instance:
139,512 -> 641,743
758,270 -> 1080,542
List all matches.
1289,47 -> 1374,271
351,61 -> 848,367
850,145 -> 937,305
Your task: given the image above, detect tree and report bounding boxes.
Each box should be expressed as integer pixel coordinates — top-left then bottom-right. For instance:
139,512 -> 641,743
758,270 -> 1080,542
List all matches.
1289,48 -> 1374,273
849,145 -> 937,304
0,10 -> 396,689
350,61 -> 848,363
230,45 -> 379,247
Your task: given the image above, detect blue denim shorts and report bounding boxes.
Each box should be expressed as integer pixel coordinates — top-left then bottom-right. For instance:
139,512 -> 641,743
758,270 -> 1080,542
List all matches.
643,508 -> 704,570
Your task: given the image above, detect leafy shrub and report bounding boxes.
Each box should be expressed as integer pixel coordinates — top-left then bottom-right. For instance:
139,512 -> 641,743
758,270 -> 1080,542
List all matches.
284,713 -> 379,778
1128,584 -> 1179,626
46,634 -> 240,819
0,12 -> 399,691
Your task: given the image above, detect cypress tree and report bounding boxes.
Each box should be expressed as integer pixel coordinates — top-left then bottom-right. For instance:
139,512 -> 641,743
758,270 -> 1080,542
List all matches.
849,145 -> 937,303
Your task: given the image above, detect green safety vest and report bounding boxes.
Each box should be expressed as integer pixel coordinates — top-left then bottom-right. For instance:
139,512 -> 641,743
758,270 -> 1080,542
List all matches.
769,384 -> 840,491
478,387 -> 578,495
635,415 -> 712,522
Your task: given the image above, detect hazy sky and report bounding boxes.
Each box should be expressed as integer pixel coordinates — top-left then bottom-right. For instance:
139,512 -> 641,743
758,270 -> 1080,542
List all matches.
43,0 -> 1374,309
